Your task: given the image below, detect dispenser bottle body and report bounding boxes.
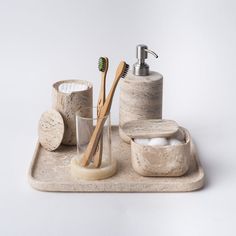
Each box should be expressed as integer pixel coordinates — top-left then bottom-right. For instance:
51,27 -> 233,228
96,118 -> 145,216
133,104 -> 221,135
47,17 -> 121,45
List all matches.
119,71 -> 163,142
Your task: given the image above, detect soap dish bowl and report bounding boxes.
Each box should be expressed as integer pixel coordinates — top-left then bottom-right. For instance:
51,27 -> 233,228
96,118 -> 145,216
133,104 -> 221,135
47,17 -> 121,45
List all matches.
121,118 -> 191,177
131,127 -> 190,177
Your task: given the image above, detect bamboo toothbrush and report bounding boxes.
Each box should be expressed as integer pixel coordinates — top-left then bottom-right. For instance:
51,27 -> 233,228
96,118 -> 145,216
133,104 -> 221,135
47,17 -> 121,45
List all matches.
81,61 -> 129,167
93,57 -> 109,168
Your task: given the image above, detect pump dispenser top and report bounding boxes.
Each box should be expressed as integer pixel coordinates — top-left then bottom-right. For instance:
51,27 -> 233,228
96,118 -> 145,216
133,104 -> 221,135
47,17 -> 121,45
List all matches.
133,44 -> 158,76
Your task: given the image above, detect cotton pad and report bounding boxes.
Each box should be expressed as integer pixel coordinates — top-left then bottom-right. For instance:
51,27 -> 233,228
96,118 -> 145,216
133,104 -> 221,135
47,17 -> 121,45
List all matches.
59,82 -> 88,93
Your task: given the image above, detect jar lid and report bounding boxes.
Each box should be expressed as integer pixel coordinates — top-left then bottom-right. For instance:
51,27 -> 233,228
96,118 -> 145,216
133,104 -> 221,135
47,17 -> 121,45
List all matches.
122,119 -> 179,139
38,109 -> 65,151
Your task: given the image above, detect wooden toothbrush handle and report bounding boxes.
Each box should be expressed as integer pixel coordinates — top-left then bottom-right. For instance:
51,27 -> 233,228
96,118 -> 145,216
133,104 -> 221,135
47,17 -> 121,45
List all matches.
80,112 -> 108,167
93,64 -> 108,168
81,62 -> 126,167
97,57 -> 108,116
93,134 -> 103,168
97,71 -> 107,115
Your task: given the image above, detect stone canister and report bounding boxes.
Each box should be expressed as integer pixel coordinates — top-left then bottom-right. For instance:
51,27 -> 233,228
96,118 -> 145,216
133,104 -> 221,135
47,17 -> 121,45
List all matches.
119,44 -> 163,143
131,127 -> 190,177
52,80 -> 93,145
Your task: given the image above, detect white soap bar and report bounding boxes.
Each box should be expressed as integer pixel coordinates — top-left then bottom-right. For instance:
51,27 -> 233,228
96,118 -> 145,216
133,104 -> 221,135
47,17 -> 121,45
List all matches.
134,138 -> 150,146
148,137 -> 168,146
169,138 -> 183,145
59,82 -> 88,93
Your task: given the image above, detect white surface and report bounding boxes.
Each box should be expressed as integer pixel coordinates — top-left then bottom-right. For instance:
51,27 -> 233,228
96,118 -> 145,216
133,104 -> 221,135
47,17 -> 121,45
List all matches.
169,138 -> 183,146
148,137 -> 169,146
134,138 -> 150,146
135,137 -> 169,146
0,0 -> 236,235
58,82 -> 88,93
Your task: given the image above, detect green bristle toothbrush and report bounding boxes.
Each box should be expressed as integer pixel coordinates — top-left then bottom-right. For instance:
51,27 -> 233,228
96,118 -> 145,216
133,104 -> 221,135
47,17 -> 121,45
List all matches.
93,57 -> 109,168
81,61 -> 129,167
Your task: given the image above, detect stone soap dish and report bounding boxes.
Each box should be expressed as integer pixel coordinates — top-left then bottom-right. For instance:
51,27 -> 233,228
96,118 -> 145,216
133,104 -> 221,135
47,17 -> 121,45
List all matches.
28,126 -> 205,192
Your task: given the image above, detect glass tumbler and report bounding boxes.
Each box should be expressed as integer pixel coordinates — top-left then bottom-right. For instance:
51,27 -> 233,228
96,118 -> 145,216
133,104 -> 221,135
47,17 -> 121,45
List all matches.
71,107 -> 117,180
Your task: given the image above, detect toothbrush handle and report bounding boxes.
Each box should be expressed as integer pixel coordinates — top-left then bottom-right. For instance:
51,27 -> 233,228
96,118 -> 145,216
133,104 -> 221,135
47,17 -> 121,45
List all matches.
81,64 -> 125,167
97,70 -> 107,116
81,76 -> 120,167
93,64 -> 108,168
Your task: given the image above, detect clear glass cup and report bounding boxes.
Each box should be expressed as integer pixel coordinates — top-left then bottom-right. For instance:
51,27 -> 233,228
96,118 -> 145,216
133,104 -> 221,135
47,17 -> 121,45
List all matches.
71,107 -> 116,180
76,107 -> 111,164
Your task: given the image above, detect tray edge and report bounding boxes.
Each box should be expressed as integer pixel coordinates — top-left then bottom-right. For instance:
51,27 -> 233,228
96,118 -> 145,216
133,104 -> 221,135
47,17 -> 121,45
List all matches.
28,142 -> 205,193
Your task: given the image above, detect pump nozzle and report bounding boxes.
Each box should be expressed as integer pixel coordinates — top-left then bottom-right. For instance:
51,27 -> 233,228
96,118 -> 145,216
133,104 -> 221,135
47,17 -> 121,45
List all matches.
145,49 -> 158,58
133,44 -> 158,76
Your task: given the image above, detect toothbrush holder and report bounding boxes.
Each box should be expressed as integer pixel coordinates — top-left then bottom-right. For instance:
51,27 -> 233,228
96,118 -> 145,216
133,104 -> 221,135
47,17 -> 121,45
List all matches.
71,107 -> 117,180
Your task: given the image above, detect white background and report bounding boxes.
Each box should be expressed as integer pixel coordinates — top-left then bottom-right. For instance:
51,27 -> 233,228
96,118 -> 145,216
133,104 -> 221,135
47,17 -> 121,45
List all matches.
0,0 -> 236,235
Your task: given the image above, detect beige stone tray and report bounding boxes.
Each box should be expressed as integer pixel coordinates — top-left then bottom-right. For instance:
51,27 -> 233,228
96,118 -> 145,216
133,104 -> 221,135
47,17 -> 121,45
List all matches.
28,127 -> 205,192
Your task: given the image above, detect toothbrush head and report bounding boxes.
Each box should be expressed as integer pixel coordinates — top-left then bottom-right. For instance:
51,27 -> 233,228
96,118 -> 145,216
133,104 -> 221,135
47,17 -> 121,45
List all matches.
115,61 -> 130,79
98,57 -> 108,72
122,63 -> 129,78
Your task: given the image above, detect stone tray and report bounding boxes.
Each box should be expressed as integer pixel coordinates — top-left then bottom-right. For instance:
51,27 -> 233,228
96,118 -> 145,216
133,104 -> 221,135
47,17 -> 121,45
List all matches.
28,126 -> 205,192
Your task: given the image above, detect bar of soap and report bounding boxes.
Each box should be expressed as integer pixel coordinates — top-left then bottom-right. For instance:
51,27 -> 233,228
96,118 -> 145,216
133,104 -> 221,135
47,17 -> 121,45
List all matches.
148,138 -> 168,146
59,82 -> 88,93
169,138 -> 183,145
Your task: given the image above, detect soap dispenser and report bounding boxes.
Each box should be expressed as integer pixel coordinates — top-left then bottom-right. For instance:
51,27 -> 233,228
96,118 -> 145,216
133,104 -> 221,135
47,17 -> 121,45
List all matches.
119,44 -> 163,143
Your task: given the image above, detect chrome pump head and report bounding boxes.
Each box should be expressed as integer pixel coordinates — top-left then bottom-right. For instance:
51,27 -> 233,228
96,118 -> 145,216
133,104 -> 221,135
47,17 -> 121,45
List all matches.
133,44 -> 158,76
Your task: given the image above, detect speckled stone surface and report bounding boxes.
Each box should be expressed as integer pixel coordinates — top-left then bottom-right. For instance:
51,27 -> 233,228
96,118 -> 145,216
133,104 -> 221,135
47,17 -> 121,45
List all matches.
131,128 -> 190,177
119,71 -> 163,128
38,109 -> 64,151
28,127 -> 205,192
52,80 -> 93,145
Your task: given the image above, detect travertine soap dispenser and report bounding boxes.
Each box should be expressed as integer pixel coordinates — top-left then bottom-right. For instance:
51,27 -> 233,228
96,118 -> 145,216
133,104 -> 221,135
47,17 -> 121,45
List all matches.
119,44 -> 163,143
